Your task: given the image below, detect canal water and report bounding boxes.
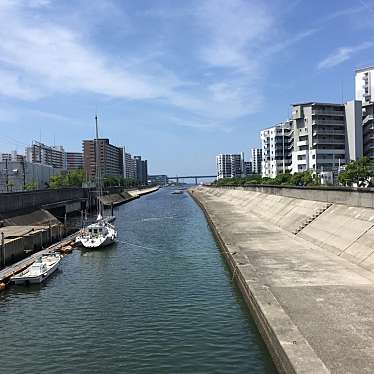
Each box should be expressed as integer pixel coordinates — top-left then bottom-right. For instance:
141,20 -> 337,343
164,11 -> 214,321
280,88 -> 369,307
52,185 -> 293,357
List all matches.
0,188 -> 276,373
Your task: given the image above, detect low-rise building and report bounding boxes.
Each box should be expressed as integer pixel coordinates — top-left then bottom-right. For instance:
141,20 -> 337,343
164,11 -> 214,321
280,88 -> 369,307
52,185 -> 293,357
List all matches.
0,161 -> 61,192
1,151 -> 24,162
149,175 -> 168,185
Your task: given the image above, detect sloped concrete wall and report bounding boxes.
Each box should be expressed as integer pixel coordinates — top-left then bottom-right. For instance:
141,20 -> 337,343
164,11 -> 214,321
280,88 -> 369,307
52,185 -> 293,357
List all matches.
202,187 -> 374,273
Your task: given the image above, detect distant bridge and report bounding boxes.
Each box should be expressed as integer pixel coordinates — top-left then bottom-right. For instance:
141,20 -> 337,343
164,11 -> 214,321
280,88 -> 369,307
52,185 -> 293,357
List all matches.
167,175 -> 216,184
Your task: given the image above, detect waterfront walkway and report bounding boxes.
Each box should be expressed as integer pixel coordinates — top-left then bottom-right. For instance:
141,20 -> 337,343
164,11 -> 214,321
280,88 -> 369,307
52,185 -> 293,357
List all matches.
192,187 -> 374,374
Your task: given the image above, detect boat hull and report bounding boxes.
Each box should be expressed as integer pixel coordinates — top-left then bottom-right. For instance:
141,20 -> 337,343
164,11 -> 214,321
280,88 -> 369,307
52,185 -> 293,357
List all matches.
12,258 -> 60,285
80,235 -> 115,249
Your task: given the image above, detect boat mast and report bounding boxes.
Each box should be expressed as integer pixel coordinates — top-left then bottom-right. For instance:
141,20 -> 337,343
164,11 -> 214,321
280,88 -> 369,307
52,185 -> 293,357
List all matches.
95,114 -> 103,216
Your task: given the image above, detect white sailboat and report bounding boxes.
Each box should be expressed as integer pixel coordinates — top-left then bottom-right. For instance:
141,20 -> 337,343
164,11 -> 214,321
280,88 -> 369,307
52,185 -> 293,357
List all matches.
76,115 -> 118,249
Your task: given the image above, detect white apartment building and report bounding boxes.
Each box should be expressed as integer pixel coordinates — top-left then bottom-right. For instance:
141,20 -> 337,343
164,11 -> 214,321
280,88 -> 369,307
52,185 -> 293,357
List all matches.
261,121 -> 292,178
250,148 -> 262,175
363,102 -> 374,159
355,66 -> 374,104
291,102 -> 346,174
356,66 -> 374,160
216,153 -> 244,179
345,100 -> 363,162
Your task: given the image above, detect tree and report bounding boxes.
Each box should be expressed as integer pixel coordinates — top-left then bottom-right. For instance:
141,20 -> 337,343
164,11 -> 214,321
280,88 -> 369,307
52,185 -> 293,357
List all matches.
24,181 -> 37,191
49,169 -> 84,188
338,157 -> 373,187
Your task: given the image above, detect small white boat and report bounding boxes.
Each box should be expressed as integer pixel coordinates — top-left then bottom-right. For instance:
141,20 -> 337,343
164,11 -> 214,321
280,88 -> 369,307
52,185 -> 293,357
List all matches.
11,253 -> 62,285
171,190 -> 183,195
76,218 -> 117,249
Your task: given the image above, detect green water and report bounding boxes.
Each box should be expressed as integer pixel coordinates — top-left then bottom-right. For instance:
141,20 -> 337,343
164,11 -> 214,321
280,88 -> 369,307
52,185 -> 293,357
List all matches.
0,188 -> 276,373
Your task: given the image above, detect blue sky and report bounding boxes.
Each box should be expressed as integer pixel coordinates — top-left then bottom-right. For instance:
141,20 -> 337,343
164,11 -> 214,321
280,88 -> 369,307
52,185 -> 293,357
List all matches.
0,0 -> 374,175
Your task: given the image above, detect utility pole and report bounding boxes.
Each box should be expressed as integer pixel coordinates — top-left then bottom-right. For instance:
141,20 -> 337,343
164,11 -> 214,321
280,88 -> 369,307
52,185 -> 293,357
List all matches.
5,158 -> 8,192
21,158 -> 26,190
1,232 -> 5,268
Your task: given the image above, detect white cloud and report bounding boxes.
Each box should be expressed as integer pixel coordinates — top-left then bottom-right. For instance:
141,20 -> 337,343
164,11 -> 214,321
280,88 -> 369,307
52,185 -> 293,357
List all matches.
0,0 -> 319,127
197,0 -> 272,72
318,41 -> 374,69
0,1 -> 179,101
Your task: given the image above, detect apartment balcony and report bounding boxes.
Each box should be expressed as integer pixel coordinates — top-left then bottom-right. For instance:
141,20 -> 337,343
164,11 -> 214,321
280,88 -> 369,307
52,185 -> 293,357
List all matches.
296,140 -> 308,147
313,139 -> 345,147
312,129 -> 345,136
312,119 -> 345,125
312,110 -> 345,116
363,115 -> 374,125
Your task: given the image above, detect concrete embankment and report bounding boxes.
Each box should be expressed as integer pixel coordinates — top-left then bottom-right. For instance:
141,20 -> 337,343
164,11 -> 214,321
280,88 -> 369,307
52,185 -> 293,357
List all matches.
190,186 -> 374,374
0,209 -> 64,267
99,186 -> 160,206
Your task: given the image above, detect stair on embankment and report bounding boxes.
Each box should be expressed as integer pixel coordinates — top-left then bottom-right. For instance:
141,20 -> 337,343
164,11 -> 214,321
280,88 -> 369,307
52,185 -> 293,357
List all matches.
292,203 -> 332,234
203,187 -> 374,274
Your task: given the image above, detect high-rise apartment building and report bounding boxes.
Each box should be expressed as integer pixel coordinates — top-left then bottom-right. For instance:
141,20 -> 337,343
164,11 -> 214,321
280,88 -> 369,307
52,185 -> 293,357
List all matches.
362,102 -> 374,159
66,152 -> 83,170
250,148 -> 262,175
261,121 -> 293,178
291,102 -> 346,173
345,100 -> 363,162
355,66 -> 374,160
134,156 -> 148,184
216,153 -> 244,179
244,161 -> 253,176
83,138 -> 123,181
26,141 -> 66,169
121,147 -> 136,179
355,66 -> 374,104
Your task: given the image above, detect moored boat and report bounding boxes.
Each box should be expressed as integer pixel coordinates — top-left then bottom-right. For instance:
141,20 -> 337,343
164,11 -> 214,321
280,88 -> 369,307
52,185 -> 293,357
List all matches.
76,219 -> 117,248
75,115 -> 118,249
11,253 -> 62,285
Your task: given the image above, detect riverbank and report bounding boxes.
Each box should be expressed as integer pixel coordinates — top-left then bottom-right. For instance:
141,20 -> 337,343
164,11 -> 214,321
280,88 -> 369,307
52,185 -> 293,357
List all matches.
0,186 -> 160,278
99,186 -> 160,206
190,186 -> 374,374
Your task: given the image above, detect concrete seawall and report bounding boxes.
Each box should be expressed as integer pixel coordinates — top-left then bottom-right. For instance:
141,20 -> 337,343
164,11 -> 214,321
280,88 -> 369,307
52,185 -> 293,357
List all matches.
99,186 -> 160,206
190,186 -> 374,373
221,185 -> 374,209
